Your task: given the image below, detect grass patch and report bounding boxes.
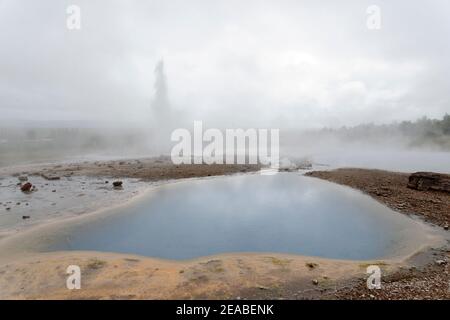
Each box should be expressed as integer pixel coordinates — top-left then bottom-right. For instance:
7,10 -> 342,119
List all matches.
86,258 -> 107,270
266,257 -> 292,267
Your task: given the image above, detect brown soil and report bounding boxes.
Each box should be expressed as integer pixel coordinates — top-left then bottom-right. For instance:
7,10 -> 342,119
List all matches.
1,156 -> 260,181
0,251 -> 367,300
330,257 -> 450,300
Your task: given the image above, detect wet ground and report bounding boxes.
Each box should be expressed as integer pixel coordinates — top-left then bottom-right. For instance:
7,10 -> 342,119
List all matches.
0,175 -> 149,239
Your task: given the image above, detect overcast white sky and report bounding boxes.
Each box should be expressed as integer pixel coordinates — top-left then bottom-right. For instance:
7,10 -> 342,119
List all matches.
0,0 -> 449,128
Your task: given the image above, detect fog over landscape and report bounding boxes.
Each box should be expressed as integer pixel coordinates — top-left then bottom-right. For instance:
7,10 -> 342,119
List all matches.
1,1 -> 450,302
0,0 -> 449,170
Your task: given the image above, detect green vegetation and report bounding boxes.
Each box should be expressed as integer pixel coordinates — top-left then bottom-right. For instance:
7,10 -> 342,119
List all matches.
322,114 -> 450,150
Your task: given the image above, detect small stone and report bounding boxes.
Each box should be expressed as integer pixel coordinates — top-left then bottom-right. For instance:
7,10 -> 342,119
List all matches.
113,181 -> 123,188
41,173 -> 60,181
312,279 -> 319,285
20,182 -> 33,192
52,190 -> 56,192
306,262 -> 318,269
435,259 -> 447,266
444,224 -> 449,230
6,207 -> 11,211
22,215 -> 30,220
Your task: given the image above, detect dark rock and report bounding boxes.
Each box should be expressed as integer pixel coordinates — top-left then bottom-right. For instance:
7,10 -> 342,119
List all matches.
407,172 -> 450,192
20,182 -> 33,192
22,215 -> 30,220
306,262 -> 318,269
258,286 -> 269,290
312,279 -> 319,285
113,181 -> 123,188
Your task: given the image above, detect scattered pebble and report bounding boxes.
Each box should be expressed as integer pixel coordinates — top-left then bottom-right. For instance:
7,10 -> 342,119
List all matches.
20,182 -> 33,192
435,259 -> 447,266
306,262 -> 318,270
113,181 -> 123,188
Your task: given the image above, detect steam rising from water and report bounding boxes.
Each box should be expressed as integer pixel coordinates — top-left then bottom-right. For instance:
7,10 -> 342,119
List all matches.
151,60 -> 171,129
0,1 -> 449,171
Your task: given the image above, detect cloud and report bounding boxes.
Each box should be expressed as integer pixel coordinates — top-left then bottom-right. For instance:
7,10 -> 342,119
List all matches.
0,0 -> 449,128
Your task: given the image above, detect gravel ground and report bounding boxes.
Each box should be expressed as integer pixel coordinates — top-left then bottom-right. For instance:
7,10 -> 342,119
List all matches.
307,168 -> 449,299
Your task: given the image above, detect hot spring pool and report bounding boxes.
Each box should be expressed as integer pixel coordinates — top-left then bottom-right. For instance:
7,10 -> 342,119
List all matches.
44,173 -> 433,260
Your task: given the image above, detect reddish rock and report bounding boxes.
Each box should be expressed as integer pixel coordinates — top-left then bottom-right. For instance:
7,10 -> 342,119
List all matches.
113,181 -> 123,188
20,182 -> 33,192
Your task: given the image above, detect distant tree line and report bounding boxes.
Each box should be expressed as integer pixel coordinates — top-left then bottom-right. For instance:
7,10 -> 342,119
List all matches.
320,114 -> 450,150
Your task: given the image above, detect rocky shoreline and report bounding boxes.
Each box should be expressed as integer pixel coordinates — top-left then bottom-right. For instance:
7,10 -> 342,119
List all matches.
0,161 -> 448,300
306,168 -> 449,299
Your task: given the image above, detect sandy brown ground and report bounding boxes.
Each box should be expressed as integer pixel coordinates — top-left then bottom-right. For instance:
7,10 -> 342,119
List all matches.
0,156 -> 260,181
0,251 -> 380,300
0,163 -> 448,300
306,168 -> 449,299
